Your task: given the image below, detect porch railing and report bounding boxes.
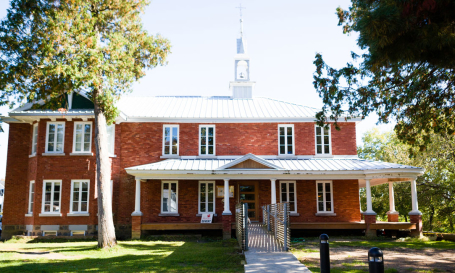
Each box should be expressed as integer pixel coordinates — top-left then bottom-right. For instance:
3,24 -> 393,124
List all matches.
262,202 -> 290,251
235,203 -> 248,251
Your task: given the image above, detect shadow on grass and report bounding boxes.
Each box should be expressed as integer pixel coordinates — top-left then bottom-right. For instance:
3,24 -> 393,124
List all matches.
1,241 -> 244,273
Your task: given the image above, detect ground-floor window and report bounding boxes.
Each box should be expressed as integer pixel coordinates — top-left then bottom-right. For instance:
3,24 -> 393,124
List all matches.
317,181 -> 334,213
70,180 -> 89,213
161,181 -> 178,213
28,181 -> 35,214
42,180 -> 61,213
280,181 -> 297,213
199,181 -> 215,214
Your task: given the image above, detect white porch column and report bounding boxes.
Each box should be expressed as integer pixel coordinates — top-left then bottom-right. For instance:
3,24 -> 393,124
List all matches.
270,179 -> 277,204
409,179 -> 422,215
359,188 -> 363,213
222,179 -> 232,215
387,182 -> 398,213
364,179 -> 376,215
131,179 -> 142,216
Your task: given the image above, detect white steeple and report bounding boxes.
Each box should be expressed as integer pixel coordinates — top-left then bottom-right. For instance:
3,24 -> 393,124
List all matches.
231,4 -> 255,99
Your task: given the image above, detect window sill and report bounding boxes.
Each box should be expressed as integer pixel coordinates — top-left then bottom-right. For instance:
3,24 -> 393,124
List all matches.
159,213 -> 180,217
25,213 -> 33,217
197,155 -> 217,158
315,212 -> 337,217
109,154 -> 117,158
39,213 -> 62,217
314,154 -> 333,158
277,155 -> 297,159
70,153 -> 93,156
196,214 -> 217,217
67,213 -> 90,217
42,153 -> 65,156
29,154 -> 36,158
290,213 -> 300,217
160,155 -> 180,159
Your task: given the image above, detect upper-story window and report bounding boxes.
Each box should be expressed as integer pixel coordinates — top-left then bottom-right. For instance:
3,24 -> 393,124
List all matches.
46,122 -> 65,153
163,125 -> 179,155
315,126 -> 331,155
278,125 -> 294,155
73,122 -> 92,153
199,125 -> 215,156
31,124 -> 38,155
107,124 -> 115,156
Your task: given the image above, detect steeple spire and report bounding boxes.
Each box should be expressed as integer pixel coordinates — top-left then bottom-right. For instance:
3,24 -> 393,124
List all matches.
230,4 -> 255,99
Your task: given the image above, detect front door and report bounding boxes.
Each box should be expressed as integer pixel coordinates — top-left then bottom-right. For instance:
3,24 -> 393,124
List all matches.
238,181 -> 258,221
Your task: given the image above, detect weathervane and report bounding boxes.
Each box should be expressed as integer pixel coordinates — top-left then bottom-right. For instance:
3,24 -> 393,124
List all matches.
236,4 -> 246,36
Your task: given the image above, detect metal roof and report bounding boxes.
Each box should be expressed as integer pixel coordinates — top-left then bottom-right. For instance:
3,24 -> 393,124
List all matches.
126,157 -> 421,172
116,96 -> 320,120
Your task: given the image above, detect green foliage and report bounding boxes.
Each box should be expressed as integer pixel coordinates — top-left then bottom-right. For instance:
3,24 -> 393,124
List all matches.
359,129 -> 455,232
313,0 -> 455,149
0,0 -> 171,123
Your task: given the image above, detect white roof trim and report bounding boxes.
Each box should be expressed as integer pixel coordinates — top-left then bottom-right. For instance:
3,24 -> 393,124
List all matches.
216,153 -> 284,170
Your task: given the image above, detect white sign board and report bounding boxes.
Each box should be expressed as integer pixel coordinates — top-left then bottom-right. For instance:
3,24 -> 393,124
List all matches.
201,213 -> 213,223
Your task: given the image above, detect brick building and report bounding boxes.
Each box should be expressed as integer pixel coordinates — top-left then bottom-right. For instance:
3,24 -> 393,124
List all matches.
0,20 -> 424,240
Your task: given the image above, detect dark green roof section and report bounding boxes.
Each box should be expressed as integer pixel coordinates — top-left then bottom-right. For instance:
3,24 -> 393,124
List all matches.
72,93 -> 94,109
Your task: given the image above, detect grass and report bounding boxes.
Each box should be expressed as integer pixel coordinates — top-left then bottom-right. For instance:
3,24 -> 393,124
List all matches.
0,238 -> 244,272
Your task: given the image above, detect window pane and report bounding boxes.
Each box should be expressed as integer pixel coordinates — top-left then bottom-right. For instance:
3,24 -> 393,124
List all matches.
208,127 -> 213,137
57,125 -> 64,143
73,191 -> 79,202
316,127 -> 321,135
172,146 -> 177,154
81,202 -> 87,212
208,183 -> 214,193
56,143 -> 63,152
316,135 -> 322,145
324,145 -> 330,154
318,202 -> 324,211
76,143 -> 82,151
317,183 -> 323,192
318,193 -> 323,202
287,145 -> 293,154
84,132 -> 90,143
163,198 -> 168,212
281,193 -> 287,202
200,127 -> 206,137
208,137 -> 213,145
45,204 -> 50,212
200,202 -> 206,212
317,145 -> 322,154
248,211 -> 255,218
72,202 -> 79,212
240,194 -> 255,201
164,127 -> 170,143
201,146 -> 206,155
208,146 -> 214,154
289,193 -> 295,202
326,202 -> 332,211
325,183 -> 331,193
287,136 -> 292,145
201,137 -> 206,145
280,146 -> 285,154
172,127 -> 178,140
324,136 -> 329,145
280,136 -> 285,145
240,186 -> 254,192
82,192 -> 88,202
280,127 -> 285,135
84,143 -> 90,152
324,127 -> 329,135
107,125 -> 115,155
287,127 -> 292,136
208,202 -> 213,212
201,192 -> 206,202
172,135 -> 178,146
164,146 -> 170,154
281,183 -> 286,193
170,183 -> 177,212
290,202 -> 295,212
289,183 -> 294,192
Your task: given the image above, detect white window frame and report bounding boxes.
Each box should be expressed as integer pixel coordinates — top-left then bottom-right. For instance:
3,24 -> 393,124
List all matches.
31,124 -> 38,155
28,181 -> 35,214
198,181 -> 215,214
199,125 -> 216,156
316,180 -> 334,213
315,125 -> 332,156
161,181 -> 178,214
280,181 -> 297,213
162,125 -> 179,156
72,122 -> 92,153
41,180 -> 62,214
69,180 -> 90,214
278,124 -> 295,155
107,124 -> 115,156
45,122 -> 65,153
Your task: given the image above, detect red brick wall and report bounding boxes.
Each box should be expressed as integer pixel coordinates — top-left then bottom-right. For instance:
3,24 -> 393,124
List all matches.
4,119 -> 358,234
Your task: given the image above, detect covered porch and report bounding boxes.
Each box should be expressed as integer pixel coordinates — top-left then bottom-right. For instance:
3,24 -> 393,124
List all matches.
125,154 -> 424,239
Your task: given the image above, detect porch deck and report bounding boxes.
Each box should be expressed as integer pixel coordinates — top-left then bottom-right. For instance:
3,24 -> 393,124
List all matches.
141,221 -> 416,231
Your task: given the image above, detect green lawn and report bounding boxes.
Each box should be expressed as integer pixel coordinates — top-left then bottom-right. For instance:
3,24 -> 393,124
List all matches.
0,238 -> 244,272
291,237 -> 455,273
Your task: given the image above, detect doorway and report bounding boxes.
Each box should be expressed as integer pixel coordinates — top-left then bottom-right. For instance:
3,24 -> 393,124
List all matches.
238,181 -> 258,221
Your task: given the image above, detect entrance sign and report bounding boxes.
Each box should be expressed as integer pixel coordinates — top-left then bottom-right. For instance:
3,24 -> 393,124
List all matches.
201,213 -> 213,223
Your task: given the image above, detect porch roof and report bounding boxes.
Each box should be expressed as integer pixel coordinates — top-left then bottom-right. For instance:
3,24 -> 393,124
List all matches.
125,154 -> 424,186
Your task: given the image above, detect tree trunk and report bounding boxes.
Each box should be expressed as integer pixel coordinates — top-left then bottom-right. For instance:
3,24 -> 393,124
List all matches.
94,94 -> 117,248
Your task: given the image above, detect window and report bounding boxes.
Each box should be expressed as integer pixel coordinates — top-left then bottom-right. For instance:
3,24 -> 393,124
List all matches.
315,126 -> 331,155
46,122 -> 65,153
42,180 -> 61,213
31,124 -> 38,155
317,181 -> 333,213
163,125 -> 179,155
71,231 -> 86,236
280,181 -> 297,213
161,181 -> 178,213
199,181 -> 215,214
70,180 -> 89,213
73,122 -> 92,153
28,181 -> 35,214
278,125 -> 294,155
43,231 -> 57,236
199,125 -> 215,155
107,124 -> 115,156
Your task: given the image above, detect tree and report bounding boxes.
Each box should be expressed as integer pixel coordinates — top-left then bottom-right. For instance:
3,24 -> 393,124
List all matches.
0,0 -> 170,247
358,129 -> 455,232
313,0 -> 455,149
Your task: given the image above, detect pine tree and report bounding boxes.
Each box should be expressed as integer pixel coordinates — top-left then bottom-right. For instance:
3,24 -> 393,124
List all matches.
0,0 -> 170,248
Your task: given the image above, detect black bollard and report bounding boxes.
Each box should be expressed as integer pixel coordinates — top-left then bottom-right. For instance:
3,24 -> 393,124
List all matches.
368,247 -> 384,273
319,234 -> 330,273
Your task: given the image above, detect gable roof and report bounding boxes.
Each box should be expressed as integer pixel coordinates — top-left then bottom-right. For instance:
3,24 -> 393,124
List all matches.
216,153 -> 284,170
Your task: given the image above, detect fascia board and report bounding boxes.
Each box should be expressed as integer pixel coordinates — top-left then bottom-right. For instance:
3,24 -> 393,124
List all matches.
120,117 -> 362,123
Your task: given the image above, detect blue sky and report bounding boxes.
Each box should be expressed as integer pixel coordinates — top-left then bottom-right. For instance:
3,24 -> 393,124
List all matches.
0,0 -> 394,178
